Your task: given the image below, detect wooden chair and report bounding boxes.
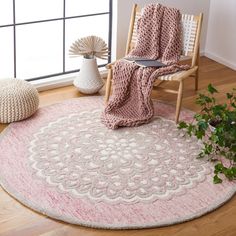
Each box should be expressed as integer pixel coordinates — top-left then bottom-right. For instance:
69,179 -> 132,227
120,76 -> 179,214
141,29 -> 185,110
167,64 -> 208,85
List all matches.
105,4 -> 203,123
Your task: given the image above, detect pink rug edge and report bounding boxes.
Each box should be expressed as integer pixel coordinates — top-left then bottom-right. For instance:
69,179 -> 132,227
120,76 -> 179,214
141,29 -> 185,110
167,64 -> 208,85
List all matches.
1,174 -> 236,230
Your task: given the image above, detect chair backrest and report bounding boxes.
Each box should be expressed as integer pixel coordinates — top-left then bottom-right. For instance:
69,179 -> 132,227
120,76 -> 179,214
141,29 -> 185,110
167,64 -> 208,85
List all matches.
125,4 -> 203,67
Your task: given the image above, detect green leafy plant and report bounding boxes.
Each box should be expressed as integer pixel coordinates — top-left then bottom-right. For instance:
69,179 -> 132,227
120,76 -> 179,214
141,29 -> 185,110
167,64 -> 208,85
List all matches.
178,84 -> 236,184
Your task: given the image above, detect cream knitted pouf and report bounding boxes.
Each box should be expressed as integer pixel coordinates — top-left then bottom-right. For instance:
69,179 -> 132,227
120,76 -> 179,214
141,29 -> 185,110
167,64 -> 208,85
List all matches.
0,78 -> 39,123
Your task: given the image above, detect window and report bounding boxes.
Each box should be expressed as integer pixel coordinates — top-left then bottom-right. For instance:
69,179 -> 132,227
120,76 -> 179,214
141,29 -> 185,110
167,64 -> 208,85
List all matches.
0,0 -> 112,81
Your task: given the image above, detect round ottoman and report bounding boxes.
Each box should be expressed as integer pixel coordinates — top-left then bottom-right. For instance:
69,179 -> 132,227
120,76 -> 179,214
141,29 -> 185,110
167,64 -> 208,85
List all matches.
0,78 -> 39,123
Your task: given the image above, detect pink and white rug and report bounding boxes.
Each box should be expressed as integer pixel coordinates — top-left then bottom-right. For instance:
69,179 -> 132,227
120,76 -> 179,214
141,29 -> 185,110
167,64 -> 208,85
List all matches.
0,97 -> 236,229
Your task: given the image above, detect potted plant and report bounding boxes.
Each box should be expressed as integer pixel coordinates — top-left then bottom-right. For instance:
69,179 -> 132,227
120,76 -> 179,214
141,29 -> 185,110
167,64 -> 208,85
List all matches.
178,84 -> 236,184
69,35 -> 109,94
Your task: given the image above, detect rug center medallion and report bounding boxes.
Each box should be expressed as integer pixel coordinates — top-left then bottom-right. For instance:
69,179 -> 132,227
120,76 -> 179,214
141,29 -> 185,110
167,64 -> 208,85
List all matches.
28,109 -> 211,203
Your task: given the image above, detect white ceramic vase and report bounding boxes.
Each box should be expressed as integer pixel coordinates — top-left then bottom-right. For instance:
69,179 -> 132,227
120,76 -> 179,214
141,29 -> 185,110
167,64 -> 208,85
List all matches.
73,57 -> 104,94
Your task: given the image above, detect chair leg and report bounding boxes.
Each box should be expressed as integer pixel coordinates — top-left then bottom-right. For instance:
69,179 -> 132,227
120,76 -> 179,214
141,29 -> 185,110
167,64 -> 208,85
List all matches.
195,49 -> 200,91
104,69 -> 112,103
175,81 -> 184,124
195,68 -> 199,91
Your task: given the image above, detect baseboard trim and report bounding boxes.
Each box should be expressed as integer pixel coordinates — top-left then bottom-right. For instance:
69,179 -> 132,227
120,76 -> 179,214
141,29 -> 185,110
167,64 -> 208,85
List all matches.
204,51 -> 236,71
200,51 -> 205,57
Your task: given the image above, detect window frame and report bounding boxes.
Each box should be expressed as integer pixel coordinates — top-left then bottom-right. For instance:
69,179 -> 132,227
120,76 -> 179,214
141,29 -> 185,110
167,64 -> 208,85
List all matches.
0,0 -> 112,81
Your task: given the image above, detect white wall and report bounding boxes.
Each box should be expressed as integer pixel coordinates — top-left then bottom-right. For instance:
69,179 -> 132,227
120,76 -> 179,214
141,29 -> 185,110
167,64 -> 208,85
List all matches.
113,0 -> 210,59
205,0 -> 236,70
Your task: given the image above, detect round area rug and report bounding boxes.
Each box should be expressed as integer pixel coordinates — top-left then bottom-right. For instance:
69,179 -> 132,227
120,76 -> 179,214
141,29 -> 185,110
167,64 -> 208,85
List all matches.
0,97 -> 236,229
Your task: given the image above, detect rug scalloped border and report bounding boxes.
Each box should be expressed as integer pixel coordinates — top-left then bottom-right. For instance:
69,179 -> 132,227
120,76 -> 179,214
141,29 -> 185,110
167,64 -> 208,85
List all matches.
0,96 -> 236,230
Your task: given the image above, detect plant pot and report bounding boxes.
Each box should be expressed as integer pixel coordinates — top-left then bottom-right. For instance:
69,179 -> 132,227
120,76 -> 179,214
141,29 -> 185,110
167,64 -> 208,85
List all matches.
208,119 -> 222,132
208,119 -> 221,132
73,57 -> 104,94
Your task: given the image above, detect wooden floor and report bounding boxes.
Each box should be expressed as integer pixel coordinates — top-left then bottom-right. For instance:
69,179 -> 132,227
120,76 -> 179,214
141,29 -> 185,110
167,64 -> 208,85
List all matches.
0,57 -> 236,236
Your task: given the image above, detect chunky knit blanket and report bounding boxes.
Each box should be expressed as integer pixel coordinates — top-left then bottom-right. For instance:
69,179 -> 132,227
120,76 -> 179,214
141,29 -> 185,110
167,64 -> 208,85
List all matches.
102,4 -> 188,129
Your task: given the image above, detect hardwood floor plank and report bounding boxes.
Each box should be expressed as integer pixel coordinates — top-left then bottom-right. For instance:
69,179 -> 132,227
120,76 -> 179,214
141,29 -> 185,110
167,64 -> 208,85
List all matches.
0,57 -> 236,236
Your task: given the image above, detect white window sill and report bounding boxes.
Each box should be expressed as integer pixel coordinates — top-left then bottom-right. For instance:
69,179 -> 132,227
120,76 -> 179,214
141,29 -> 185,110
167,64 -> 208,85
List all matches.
31,68 -> 108,92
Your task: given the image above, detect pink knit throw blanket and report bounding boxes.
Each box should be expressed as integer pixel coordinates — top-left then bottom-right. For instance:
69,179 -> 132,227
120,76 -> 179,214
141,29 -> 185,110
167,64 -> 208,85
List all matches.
101,4 -> 188,129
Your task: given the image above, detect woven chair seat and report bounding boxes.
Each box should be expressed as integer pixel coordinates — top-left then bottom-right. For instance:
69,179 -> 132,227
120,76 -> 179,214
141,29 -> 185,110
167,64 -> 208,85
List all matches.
0,78 -> 39,123
158,71 -> 185,81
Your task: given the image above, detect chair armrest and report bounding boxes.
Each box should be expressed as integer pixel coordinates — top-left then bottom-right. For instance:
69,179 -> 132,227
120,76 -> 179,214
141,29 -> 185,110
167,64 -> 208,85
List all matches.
106,61 -> 117,69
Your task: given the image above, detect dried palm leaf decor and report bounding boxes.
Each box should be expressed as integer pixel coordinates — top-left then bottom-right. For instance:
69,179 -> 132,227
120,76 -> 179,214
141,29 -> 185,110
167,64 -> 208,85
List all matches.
69,35 -> 109,60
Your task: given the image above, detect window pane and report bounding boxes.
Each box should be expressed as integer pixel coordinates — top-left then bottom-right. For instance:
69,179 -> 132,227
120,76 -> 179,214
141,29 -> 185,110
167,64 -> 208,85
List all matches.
0,27 -> 14,78
66,0 -> 109,17
16,21 -> 63,79
0,1 -> 13,26
65,15 -> 109,72
15,0 -> 63,23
